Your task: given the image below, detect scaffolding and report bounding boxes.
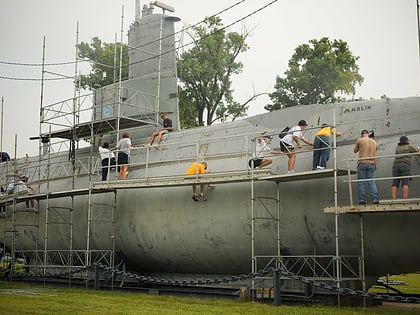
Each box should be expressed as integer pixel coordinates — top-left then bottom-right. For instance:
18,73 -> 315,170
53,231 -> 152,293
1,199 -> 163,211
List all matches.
247,124 -> 366,302
246,115 -> 420,303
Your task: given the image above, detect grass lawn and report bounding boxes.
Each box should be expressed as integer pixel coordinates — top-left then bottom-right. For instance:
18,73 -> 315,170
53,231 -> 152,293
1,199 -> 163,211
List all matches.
1,278 -> 420,315
369,273 -> 420,295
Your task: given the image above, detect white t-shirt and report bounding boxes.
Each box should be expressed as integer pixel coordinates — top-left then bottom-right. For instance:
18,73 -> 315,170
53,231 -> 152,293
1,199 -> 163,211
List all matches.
281,126 -> 304,146
99,146 -> 115,160
7,180 -> 30,194
254,139 -> 271,158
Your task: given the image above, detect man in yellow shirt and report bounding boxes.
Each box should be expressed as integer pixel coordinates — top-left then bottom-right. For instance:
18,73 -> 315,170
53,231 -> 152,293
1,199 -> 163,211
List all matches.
312,124 -> 341,170
185,161 -> 208,201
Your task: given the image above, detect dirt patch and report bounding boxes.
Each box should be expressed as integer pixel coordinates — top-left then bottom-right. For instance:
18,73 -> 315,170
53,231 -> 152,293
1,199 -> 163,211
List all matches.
0,288 -> 56,297
379,302 -> 420,314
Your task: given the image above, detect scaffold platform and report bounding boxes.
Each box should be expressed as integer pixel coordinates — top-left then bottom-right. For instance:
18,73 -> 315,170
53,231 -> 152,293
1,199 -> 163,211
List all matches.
323,198 -> 420,213
0,168 -> 355,206
258,168 -> 353,182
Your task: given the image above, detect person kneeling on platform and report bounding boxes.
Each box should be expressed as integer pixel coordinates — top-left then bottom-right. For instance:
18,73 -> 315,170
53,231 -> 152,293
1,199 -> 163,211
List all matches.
7,175 -> 35,209
249,131 -> 281,169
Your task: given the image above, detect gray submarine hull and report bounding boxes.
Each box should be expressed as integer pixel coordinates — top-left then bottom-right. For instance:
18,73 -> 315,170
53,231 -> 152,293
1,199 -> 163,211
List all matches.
4,97 -> 420,284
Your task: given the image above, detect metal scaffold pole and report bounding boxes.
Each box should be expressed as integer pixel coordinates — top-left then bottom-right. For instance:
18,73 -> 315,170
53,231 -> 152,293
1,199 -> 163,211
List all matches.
333,108 -> 341,307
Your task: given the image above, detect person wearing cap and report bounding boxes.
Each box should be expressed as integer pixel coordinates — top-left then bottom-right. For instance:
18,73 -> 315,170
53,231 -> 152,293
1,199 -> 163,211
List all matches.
312,123 -> 341,170
391,135 -> 420,199
279,120 -> 313,173
353,129 -> 379,205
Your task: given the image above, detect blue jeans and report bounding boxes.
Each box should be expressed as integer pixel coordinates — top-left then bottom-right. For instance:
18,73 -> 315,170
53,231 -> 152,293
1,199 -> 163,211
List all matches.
312,135 -> 330,169
357,163 -> 379,203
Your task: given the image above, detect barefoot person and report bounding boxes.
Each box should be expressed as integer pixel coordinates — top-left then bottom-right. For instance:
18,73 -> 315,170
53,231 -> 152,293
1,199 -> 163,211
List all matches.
113,132 -> 132,180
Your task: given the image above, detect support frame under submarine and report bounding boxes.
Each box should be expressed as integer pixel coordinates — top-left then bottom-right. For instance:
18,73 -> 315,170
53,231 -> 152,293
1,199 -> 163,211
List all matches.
1,3 -> 420,296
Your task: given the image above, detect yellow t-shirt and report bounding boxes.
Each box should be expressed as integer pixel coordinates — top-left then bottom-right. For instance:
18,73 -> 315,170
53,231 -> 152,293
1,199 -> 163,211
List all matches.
316,126 -> 333,137
185,162 -> 206,175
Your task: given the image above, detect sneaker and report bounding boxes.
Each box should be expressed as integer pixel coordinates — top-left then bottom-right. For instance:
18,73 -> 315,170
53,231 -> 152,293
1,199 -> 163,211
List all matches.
359,202 -> 366,205
199,193 -> 207,201
192,194 -> 199,202
373,201 -> 380,205
287,170 -> 294,174
316,166 -> 325,170
142,144 -> 151,148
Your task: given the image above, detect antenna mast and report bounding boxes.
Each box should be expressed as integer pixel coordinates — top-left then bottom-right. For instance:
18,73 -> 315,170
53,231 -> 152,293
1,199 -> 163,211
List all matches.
136,0 -> 141,19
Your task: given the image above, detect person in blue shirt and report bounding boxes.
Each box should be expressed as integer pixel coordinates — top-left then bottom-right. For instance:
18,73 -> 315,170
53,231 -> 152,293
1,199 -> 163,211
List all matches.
1,152 -> 10,162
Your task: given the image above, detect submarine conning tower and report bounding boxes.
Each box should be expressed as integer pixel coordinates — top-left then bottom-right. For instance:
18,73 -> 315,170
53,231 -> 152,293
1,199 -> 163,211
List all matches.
93,2 -> 181,139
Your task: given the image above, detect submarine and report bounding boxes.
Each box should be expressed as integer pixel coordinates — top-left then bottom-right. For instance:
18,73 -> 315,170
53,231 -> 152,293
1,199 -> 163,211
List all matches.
1,1 -> 420,295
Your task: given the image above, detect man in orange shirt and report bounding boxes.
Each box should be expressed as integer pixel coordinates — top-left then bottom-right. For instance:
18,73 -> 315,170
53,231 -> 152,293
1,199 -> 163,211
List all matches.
185,161 -> 208,201
353,130 -> 379,205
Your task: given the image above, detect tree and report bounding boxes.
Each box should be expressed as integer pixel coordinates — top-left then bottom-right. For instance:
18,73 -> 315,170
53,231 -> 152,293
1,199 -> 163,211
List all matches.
77,37 -> 128,90
177,16 -> 249,127
266,37 -> 364,111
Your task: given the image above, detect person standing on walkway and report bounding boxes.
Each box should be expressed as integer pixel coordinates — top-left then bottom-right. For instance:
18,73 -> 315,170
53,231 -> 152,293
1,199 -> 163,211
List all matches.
391,135 -> 420,199
353,129 -> 379,205
280,120 -> 313,173
113,132 -> 132,180
98,135 -> 116,181
312,124 -> 341,170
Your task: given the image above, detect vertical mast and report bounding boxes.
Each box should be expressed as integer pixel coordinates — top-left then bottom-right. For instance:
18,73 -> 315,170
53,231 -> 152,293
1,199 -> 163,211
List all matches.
417,0 -> 420,91
136,0 -> 141,19
116,6 -> 124,143
0,97 -> 3,157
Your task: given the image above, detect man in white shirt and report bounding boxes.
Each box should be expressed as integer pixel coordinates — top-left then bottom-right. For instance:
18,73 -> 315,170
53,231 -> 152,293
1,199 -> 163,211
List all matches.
98,135 -> 116,181
249,131 -> 282,169
279,120 -> 313,173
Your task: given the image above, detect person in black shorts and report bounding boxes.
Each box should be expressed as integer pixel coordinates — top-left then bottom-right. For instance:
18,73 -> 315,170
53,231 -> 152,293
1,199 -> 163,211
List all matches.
279,120 -> 313,173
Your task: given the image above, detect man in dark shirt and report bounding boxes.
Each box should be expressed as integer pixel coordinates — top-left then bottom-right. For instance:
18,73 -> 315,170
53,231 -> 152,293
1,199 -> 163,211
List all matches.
145,112 -> 173,147
1,152 -> 10,162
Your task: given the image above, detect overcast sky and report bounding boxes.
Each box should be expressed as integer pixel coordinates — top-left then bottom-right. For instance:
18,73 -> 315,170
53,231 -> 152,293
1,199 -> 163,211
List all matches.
1,0 -> 419,157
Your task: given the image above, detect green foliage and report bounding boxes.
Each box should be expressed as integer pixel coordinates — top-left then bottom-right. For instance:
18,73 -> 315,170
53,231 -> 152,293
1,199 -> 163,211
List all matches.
77,37 -> 129,90
177,16 -> 249,127
178,89 -> 198,129
266,37 -> 364,111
